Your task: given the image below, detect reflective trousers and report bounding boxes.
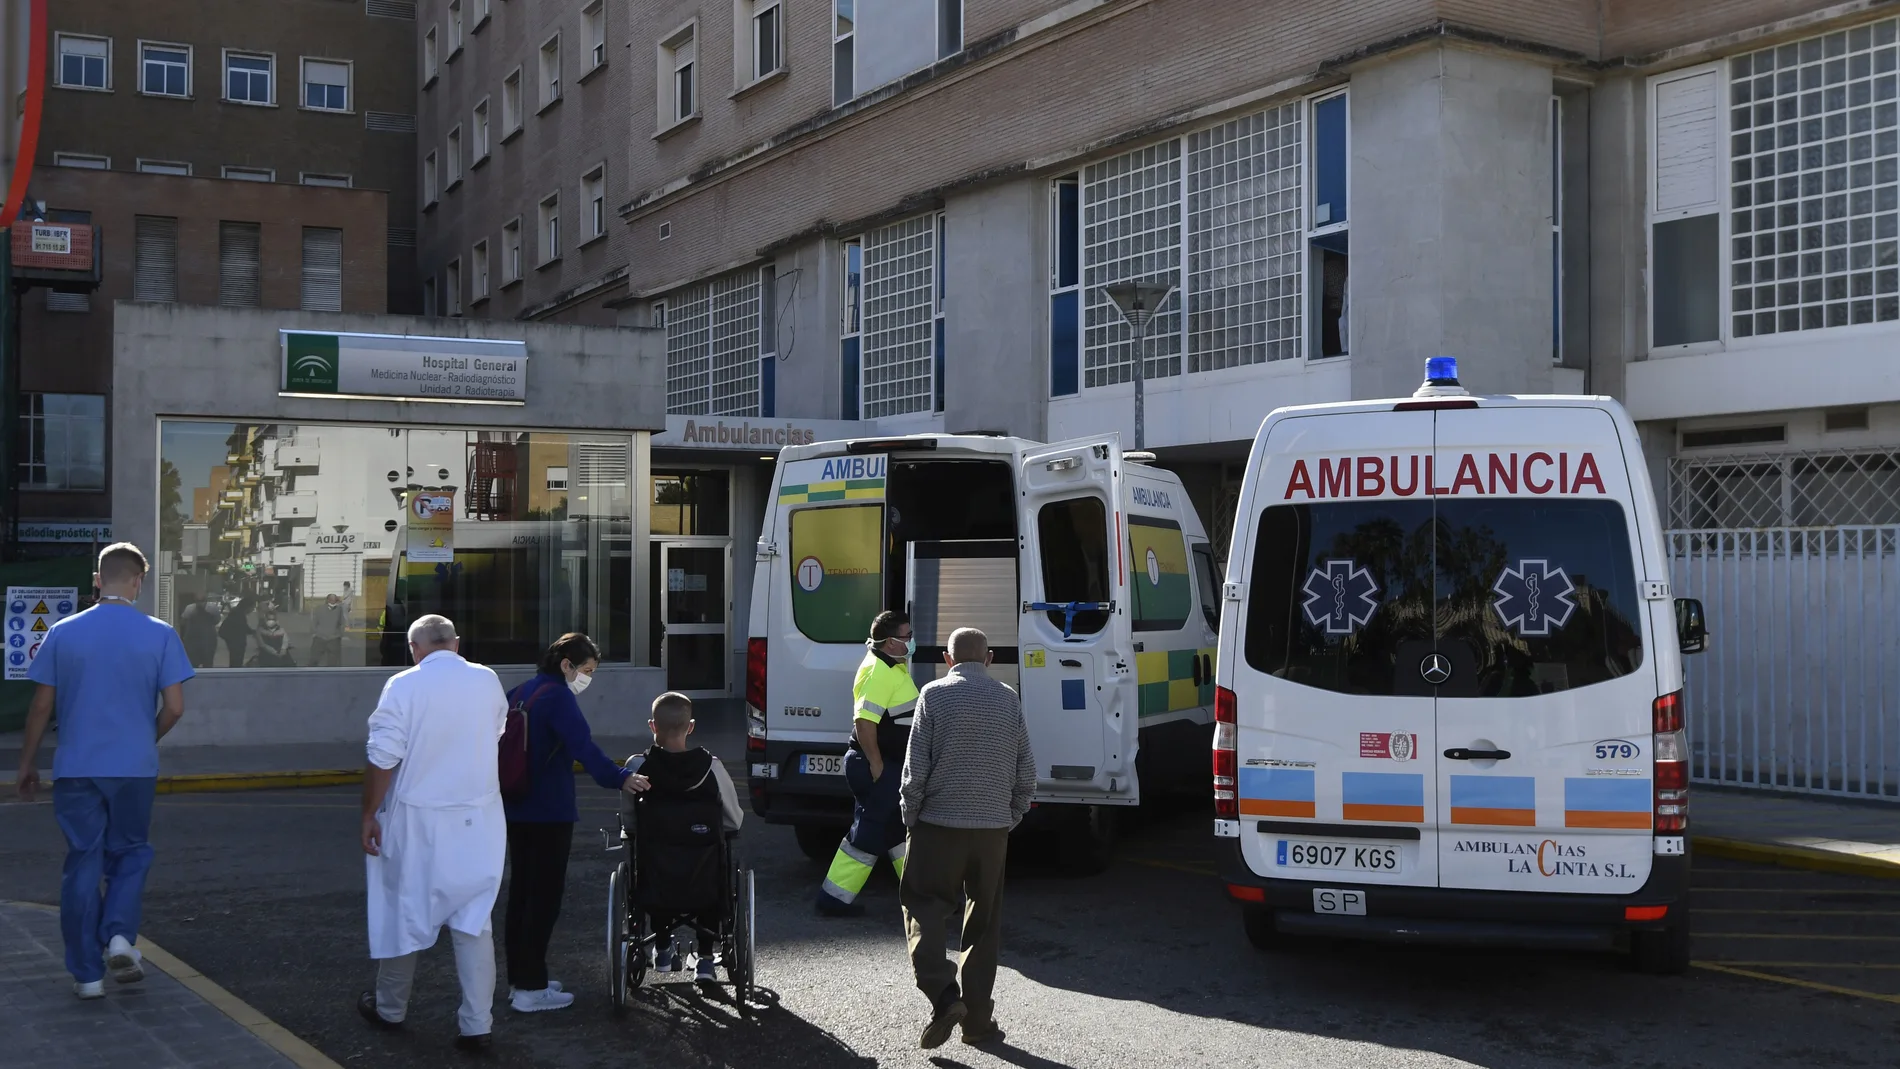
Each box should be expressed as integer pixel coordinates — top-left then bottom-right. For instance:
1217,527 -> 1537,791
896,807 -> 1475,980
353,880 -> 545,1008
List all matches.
818,748 -> 908,905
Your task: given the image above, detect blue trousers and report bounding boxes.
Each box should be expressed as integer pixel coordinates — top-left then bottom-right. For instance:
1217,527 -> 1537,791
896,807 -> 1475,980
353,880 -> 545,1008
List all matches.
819,749 -> 908,905
53,777 -> 157,983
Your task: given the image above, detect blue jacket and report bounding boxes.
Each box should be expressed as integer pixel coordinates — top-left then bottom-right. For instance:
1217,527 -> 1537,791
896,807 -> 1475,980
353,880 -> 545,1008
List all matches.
502,673 -> 630,824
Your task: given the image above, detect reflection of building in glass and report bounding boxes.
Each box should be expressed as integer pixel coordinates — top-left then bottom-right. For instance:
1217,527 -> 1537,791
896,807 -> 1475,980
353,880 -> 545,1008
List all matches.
157,420 -> 632,671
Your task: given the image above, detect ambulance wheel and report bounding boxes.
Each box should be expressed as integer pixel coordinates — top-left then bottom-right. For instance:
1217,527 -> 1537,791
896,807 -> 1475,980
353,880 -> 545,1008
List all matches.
1632,914 -> 1691,975
794,822 -> 843,862
1057,806 -> 1118,876
1242,906 -> 1288,952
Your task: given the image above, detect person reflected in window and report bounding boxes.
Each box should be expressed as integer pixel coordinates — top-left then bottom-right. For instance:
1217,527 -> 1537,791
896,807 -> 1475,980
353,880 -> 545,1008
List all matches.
218,596 -> 253,668
253,611 -> 293,668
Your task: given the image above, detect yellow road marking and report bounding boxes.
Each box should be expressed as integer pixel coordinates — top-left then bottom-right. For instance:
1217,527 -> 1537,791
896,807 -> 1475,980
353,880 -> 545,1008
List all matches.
1697,932 -> 1900,940
1691,887 -> 1900,895
1711,961 -> 1900,969
1694,961 -> 1900,1005
1696,908 -> 1900,916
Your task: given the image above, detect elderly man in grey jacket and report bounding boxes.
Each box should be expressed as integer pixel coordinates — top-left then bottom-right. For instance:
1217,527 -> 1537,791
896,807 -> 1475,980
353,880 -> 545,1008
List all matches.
898,626 -> 1037,1051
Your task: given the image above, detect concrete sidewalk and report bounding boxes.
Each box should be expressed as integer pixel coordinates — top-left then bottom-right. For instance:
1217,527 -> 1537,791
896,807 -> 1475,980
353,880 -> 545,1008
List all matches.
0,902 -> 333,1068
1692,787 -> 1900,878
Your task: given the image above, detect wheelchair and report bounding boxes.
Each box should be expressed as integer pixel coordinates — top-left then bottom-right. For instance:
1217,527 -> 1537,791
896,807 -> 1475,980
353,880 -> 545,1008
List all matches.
605,786 -> 757,1014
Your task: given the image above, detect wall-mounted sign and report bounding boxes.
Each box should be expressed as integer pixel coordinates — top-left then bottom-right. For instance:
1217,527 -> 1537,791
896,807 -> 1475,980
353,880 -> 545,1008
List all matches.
17,522 -> 112,544
406,491 -> 456,563
5,587 -> 78,681
281,330 -> 528,404
651,414 -> 865,452
31,225 -> 70,254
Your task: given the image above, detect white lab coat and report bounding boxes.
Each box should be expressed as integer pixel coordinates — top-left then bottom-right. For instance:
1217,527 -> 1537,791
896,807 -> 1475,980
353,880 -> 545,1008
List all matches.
363,649 -> 509,960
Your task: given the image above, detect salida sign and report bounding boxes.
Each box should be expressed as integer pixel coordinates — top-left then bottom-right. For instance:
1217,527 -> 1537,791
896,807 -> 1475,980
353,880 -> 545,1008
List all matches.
1284,451 -> 1607,500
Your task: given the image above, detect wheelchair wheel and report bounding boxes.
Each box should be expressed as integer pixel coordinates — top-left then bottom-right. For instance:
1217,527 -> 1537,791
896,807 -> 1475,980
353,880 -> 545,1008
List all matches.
732,868 -> 757,1015
607,861 -> 630,1009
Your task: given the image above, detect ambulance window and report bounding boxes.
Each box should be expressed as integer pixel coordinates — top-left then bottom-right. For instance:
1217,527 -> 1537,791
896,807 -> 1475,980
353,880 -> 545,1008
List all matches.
1433,499 -> 1644,696
789,504 -> 884,644
1242,501 -> 1437,696
1036,496 -> 1110,635
1129,517 -> 1190,632
1191,544 -> 1220,632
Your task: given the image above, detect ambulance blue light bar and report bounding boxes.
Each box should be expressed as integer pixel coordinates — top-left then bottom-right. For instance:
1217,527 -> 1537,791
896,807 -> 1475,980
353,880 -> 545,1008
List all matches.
1426,357 -> 1459,385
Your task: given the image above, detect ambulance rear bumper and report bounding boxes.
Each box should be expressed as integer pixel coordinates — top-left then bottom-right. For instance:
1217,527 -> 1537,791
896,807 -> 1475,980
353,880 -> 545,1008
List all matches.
1219,841 -> 1691,945
747,738 -> 854,825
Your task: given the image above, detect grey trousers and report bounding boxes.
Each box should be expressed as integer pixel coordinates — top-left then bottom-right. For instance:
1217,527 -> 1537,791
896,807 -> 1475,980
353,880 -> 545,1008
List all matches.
899,821 -> 1010,1026
373,925 -> 495,1037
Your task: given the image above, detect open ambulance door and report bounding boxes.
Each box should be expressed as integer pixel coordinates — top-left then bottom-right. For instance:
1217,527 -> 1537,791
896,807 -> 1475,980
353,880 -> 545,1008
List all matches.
1016,435 -> 1139,804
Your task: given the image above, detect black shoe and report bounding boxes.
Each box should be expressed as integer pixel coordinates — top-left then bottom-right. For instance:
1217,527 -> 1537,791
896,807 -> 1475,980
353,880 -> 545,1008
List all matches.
813,893 -> 864,918
356,992 -> 402,1031
962,1021 -> 1006,1046
453,1033 -> 492,1053
921,986 -> 967,1050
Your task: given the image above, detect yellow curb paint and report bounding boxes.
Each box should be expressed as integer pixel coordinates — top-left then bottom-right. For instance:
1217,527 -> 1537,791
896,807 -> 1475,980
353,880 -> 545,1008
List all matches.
136,937 -> 346,1069
1695,932 -> 1900,940
154,770 -> 364,795
1694,835 -> 1900,881
1713,961 -> 1900,970
1694,961 -> 1900,1006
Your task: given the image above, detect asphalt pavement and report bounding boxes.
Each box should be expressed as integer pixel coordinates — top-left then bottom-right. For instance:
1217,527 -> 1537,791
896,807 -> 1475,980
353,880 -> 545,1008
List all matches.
3,784 -> 1899,1069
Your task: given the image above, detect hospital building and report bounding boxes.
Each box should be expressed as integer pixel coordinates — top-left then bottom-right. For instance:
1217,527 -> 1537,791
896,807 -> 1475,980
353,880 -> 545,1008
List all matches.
8,0 -> 1897,738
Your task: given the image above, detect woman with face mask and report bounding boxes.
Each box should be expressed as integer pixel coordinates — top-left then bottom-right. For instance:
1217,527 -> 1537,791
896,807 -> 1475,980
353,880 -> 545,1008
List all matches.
500,632 -> 644,1014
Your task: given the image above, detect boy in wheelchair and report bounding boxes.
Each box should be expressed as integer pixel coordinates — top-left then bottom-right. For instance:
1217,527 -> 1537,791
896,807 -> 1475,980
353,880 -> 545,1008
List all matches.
623,692 -> 743,983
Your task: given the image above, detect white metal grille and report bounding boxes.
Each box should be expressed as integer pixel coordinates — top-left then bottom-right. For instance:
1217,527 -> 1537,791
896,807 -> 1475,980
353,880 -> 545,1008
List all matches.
709,270 -> 762,416
1727,18 -> 1900,337
1669,449 -> 1900,527
1186,103 -> 1304,371
1082,141 -> 1182,388
665,284 -> 712,414
219,222 -> 261,308
1671,527 -> 1900,799
860,215 -> 936,418
301,228 -> 343,312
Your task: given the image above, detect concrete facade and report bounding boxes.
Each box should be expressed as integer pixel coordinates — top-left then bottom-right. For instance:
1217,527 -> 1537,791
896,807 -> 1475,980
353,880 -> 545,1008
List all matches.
109,302 -> 669,743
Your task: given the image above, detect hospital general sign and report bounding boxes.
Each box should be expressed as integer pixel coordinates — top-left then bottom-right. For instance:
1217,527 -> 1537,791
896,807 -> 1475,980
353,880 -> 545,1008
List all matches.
281,330 -> 528,404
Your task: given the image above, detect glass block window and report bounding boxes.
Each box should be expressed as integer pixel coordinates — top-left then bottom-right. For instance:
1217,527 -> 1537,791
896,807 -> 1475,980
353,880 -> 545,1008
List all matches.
710,270 -> 763,416
665,283 -> 711,414
1186,103 -> 1304,371
1728,18 -> 1900,337
860,214 -> 936,418
1082,140 -> 1182,388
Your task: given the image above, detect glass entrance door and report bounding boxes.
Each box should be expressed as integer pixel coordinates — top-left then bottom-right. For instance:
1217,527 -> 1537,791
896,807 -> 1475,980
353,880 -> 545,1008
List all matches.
659,542 -> 728,694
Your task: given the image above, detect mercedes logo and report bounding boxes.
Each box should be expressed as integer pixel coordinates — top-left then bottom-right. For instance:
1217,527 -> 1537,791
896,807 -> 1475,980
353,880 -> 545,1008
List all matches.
1420,653 -> 1452,685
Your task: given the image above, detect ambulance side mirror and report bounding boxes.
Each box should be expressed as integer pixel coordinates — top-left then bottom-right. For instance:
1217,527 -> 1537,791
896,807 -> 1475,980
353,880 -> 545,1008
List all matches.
1675,598 -> 1707,656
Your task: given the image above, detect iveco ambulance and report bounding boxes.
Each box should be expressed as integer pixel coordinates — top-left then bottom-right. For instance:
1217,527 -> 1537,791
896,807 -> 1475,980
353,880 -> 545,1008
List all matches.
745,433 -> 1223,872
1213,358 -> 1708,973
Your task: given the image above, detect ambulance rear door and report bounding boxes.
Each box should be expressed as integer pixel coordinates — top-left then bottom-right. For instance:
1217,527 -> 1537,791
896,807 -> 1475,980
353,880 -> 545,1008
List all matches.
1431,406 -> 1658,894
1017,435 -> 1139,803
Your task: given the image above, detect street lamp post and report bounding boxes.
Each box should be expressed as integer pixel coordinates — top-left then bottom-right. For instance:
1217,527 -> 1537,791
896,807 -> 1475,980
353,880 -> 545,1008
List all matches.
1101,280 -> 1176,451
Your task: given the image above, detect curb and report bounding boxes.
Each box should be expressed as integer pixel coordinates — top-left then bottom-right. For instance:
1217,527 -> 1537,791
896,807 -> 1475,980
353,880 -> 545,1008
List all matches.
1,769 -> 364,797
1693,834 -> 1900,881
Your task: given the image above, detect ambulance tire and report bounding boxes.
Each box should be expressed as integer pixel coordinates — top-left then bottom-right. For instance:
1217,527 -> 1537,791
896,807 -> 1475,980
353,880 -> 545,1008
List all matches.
1242,906 -> 1287,951
1057,806 -> 1118,876
794,822 -> 846,862
1631,914 -> 1692,975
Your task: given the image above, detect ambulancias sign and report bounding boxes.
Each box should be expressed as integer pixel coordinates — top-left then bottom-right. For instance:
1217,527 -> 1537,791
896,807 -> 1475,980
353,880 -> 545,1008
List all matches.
281,330 -> 528,404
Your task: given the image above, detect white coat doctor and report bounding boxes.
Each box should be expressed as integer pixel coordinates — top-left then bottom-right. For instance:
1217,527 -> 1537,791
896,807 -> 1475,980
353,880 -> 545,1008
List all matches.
356,614 -> 509,1052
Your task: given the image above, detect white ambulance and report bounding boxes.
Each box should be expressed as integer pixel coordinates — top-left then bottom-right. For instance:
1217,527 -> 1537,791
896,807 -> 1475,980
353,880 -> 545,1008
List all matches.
1212,358 -> 1708,973
744,433 -> 1223,872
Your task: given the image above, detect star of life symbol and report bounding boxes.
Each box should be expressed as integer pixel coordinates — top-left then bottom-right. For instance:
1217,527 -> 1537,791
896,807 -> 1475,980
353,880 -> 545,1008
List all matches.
1301,559 -> 1380,636
1492,559 -> 1578,637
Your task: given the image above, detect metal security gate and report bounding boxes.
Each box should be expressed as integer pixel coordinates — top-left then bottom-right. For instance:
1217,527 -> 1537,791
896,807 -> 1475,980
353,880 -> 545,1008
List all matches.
1668,527 -> 1900,800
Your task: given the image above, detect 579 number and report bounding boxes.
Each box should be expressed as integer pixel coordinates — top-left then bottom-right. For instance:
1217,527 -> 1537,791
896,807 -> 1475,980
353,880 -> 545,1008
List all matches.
1593,739 -> 1640,760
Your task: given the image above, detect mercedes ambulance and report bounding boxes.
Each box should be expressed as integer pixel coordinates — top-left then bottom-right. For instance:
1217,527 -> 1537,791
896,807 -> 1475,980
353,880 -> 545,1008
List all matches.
744,433 -> 1223,872
1213,358 -> 1708,973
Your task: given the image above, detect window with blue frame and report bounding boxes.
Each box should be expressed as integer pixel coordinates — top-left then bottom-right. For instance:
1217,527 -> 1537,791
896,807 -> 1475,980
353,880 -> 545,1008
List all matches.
1048,174 -> 1080,397
1309,90 -> 1349,358
227,53 -> 272,104
58,35 -> 109,90
935,213 -> 946,413
141,44 -> 189,97
840,238 -> 862,418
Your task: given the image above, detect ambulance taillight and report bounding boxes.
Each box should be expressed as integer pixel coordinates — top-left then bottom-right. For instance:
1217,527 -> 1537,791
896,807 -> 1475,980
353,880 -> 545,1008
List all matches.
745,638 -> 768,754
1653,691 -> 1688,833
1213,686 -> 1238,819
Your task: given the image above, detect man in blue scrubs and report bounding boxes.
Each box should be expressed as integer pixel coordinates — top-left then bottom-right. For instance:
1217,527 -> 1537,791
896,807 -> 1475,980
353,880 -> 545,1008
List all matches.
14,543 -> 194,999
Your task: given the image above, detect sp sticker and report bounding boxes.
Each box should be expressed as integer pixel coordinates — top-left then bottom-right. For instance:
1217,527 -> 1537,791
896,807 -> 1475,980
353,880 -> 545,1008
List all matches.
1360,732 -> 1418,761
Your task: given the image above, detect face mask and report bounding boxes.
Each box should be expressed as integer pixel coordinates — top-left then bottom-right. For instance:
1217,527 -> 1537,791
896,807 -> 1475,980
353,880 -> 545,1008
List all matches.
904,638 -> 917,658
567,671 -> 593,696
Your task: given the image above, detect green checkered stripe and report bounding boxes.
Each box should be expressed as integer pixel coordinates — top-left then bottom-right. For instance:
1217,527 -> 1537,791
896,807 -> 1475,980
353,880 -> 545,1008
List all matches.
777,478 -> 885,504
1136,647 -> 1216,717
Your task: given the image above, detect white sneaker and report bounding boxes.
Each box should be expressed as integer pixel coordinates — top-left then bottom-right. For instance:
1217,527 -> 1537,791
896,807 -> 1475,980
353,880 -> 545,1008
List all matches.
507,980 -> 563,997
106,936 -> 144,984
508,986 -> 576,1013
74,980 -> 105,1000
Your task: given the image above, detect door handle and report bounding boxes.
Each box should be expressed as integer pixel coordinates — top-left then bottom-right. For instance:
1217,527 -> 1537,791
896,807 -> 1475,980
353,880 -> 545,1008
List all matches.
1059,658 -> 1082,668
1191,656 -> 1203,686
1443,748 -> 1512,761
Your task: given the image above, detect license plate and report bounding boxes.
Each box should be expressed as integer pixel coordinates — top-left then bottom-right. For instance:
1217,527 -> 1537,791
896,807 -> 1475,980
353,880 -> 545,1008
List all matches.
1277,839 -> 1402,873
800,754 -> 844,776
1312,888 -> 1367,915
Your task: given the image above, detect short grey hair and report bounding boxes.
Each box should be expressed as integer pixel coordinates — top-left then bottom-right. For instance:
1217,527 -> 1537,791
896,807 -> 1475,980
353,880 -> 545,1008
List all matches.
407,614 -> 458,649
947,627 -> 988,664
